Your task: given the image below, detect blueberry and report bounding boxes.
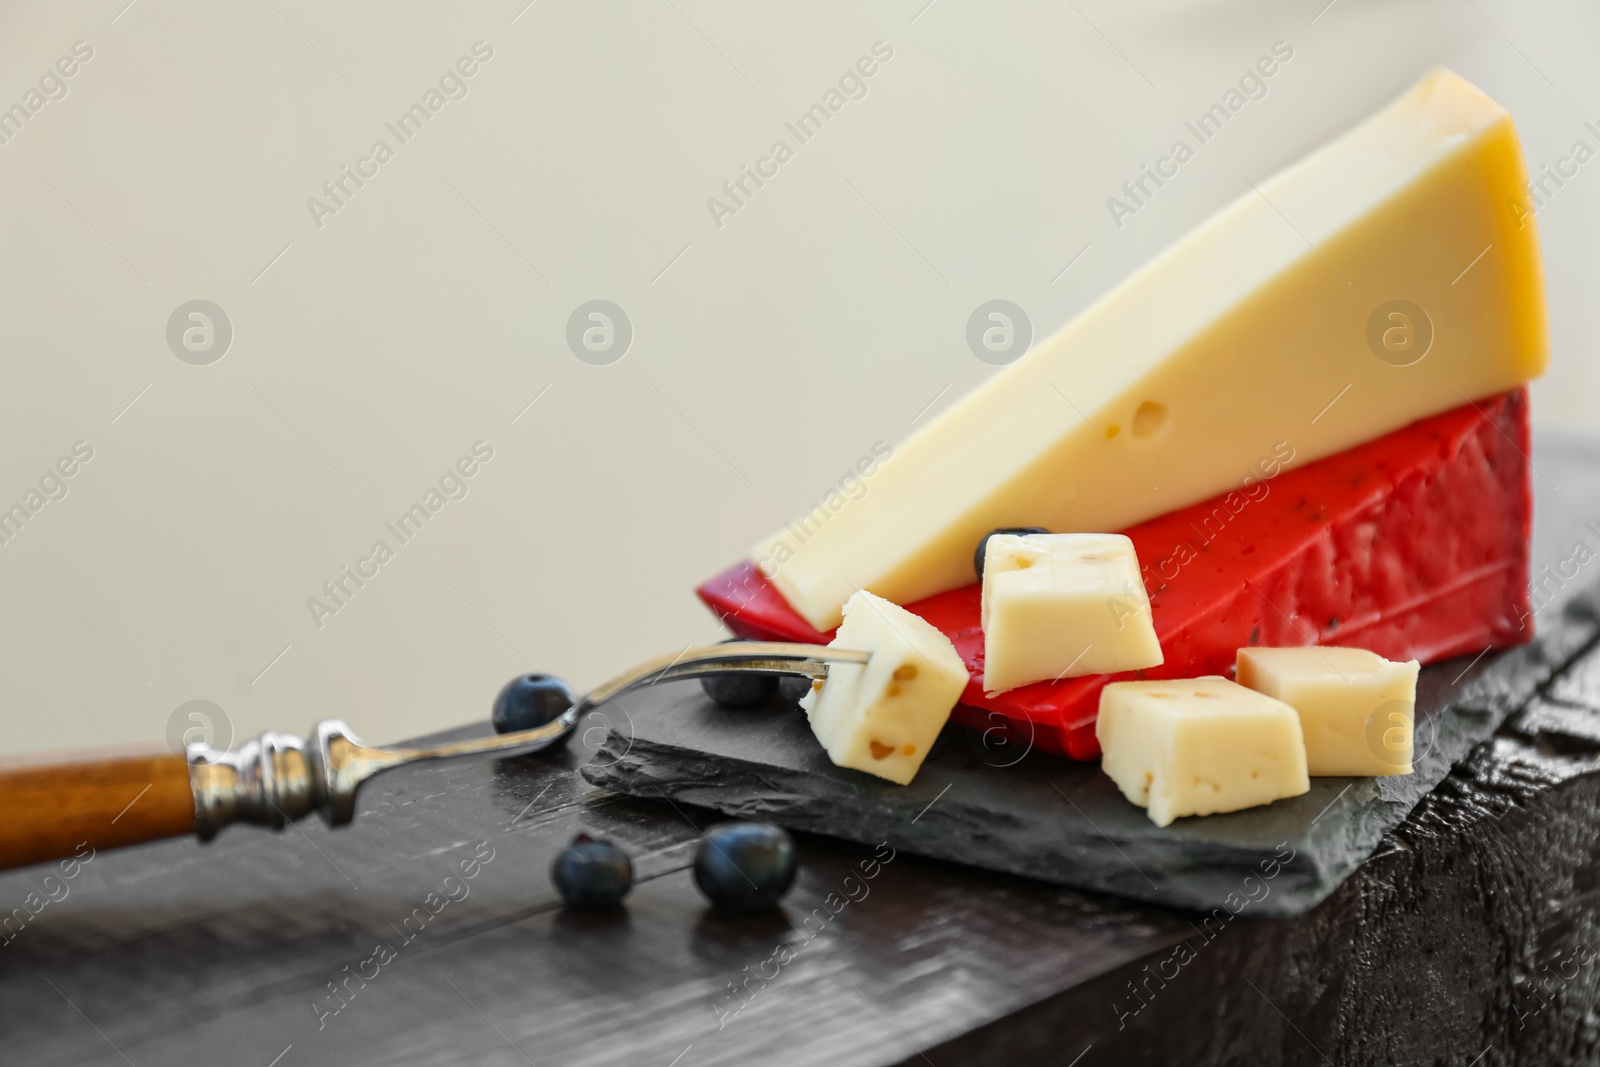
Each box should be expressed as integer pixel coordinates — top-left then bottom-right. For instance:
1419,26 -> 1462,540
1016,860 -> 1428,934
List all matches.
492,673 -> 576,746
974,526 -> 1049,579
693,822 -> 798,914
700,639 -> 779,708
777,674 -> 815,707
550,833 -> 633,910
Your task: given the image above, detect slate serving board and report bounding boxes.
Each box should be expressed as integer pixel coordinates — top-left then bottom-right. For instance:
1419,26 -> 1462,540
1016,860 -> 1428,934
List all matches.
583,576 -> 1589,918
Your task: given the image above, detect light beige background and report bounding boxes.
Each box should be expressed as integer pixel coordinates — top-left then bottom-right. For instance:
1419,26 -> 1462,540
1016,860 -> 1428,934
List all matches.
0,0 -> 1594,754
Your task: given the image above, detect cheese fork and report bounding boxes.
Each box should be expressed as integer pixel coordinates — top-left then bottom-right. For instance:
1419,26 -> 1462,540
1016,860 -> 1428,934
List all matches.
0,642 -> 865,873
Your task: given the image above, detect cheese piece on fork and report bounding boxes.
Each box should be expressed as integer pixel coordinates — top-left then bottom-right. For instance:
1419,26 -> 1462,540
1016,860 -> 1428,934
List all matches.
799,590 -> 967,785
755,68 -> 1547,631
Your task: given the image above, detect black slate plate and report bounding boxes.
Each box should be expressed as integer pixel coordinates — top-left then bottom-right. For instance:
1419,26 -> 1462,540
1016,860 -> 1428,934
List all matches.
581,586 -> 1597,916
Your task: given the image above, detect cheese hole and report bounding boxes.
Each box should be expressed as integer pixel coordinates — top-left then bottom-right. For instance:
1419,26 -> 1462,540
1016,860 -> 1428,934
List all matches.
886,682 -> 902,697
1105,424 -> 1122,439
902,744 -> 916,756
893,664 -> 918,682
1131,400 -> 1168,439
869,740 -> 895,760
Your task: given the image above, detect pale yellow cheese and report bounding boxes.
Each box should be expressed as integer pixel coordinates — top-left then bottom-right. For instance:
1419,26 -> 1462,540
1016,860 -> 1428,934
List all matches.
755,68 -> 1547,631
1097,676 -> 1310,827
980,533 -> 1161,694
1236,646 -> 1418,776
799,590 -> 967,785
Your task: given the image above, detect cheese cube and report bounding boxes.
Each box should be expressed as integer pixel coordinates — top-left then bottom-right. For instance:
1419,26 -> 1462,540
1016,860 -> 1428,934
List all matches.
799,590 -> 967,785
1236,646 -> 1418,776
980,533 -> 1161,694
1097,676 -> 1310,827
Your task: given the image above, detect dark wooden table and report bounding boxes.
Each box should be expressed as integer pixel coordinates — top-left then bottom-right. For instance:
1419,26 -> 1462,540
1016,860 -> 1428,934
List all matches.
6,430 -> 1600,1067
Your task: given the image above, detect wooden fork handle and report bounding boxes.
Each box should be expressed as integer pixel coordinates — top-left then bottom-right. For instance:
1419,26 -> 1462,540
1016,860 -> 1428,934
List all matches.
0,747 -> 195,871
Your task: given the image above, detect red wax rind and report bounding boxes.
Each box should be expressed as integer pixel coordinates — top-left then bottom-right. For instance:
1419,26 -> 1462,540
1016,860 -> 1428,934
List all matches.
698,389 -> 1534,760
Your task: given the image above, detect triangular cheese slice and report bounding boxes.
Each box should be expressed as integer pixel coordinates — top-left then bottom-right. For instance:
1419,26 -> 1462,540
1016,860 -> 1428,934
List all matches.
704,389 -> 1533,758
755,68 -> 1546,631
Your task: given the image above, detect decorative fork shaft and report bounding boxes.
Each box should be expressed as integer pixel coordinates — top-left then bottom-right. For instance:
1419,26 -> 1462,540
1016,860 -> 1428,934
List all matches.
0,642 -> 863,871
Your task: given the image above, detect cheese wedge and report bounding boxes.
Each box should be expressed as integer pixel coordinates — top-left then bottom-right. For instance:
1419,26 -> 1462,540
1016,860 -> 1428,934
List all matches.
755,68 -> 1546,631
703,388 -> 1534,760
980,533 -> 1162,694
1236,646 -> 1419,775
1097,676 -> 1310,827
799,590 -> 967,785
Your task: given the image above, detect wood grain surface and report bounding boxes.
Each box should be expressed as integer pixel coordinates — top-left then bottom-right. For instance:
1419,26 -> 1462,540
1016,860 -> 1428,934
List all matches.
0,746 -> 193,871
